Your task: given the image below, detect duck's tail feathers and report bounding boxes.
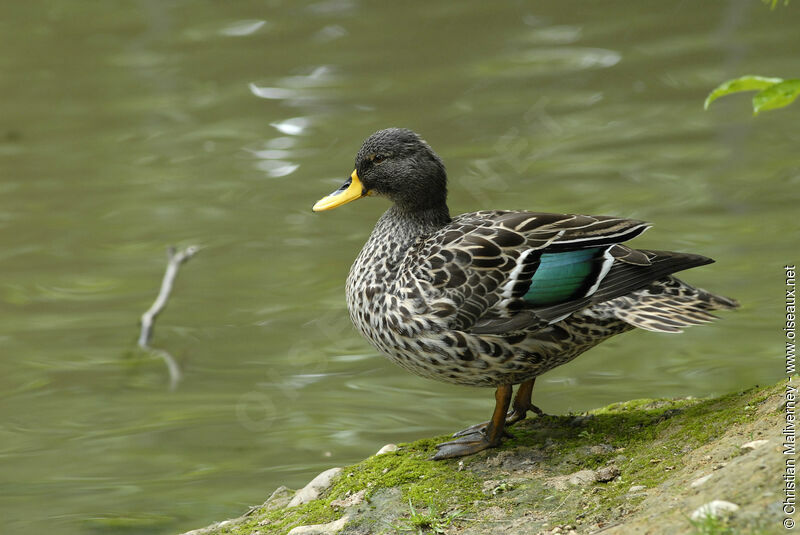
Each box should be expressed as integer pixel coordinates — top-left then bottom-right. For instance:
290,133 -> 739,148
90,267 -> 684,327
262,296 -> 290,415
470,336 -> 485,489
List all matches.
608,276 -> 739,333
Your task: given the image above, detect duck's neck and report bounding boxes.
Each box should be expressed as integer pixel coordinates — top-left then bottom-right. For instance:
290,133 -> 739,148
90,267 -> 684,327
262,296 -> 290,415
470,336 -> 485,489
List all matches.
376,203 -> 451,244
357,203 -> 451,272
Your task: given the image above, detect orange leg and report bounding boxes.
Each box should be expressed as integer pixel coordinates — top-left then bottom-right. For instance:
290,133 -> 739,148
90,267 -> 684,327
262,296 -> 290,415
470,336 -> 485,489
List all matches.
450,378 -> 546,440
507,378 -> 545,424
433,384 -> 513,460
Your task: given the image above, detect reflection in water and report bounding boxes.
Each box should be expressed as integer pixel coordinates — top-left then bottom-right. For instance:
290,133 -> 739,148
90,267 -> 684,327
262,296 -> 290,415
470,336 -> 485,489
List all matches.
0,1 -> 797,534
249,135 -> 303,177
270,117 -> 312,135
248,84 -> 298,100
256,159 -> 300,177
496,47 -> 622,74
249,66 -> 338,105
522,25 -> 583,45
313,24 -> 349,43
219,19 -> 268,37
253,149 -> 292,160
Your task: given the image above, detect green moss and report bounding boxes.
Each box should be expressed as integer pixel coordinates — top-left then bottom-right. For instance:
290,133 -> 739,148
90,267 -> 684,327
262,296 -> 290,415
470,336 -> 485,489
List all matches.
212,500 -> 339,535
219,437 -> 483,535
536,382 -> 780,526
392,498 -> 464,534
189,381 -> 786,535
469,381 -> 783,528
328,440 -> 484,511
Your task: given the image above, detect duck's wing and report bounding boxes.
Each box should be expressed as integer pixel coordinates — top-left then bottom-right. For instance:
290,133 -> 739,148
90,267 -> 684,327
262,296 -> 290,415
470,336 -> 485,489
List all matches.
408,211 -> 712,334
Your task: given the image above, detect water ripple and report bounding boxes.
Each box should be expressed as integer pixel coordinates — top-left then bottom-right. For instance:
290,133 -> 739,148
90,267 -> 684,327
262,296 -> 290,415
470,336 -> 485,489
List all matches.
249,84 -> 297,100
219,20 -> 268,37
256,160 -> 300,177
475,47 -> 621,77
249,66 -> 337,103
270,117 -> 311,136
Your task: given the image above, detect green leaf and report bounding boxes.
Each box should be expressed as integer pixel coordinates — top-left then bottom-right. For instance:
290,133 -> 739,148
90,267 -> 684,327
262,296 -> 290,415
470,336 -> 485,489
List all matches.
704,75 -> 783,110
752,79 -> 800,115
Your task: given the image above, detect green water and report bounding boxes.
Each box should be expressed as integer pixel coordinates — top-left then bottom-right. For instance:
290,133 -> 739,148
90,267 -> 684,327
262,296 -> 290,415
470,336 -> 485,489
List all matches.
1,1 -> 797,533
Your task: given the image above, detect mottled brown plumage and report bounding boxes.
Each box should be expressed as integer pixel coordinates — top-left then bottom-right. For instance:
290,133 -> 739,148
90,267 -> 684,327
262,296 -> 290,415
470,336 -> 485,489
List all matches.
313,128 -> 738,459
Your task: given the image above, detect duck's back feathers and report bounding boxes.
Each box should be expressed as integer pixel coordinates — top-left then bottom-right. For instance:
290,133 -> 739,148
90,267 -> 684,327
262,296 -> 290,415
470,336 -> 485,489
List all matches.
408,211 -> 726,335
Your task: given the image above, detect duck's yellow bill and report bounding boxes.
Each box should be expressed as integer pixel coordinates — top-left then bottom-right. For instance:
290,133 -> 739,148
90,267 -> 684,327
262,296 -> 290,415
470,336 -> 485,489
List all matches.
312,170 -> 368,212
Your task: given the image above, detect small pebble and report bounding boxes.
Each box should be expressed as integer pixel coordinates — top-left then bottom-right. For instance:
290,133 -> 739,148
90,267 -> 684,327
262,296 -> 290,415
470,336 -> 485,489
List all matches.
741,439 -> 769,450
287,515 -> 350,535
375,444 -> 398,455
595,465 -> 620,483
629,485 -> 646,492
690,500 -> 739,520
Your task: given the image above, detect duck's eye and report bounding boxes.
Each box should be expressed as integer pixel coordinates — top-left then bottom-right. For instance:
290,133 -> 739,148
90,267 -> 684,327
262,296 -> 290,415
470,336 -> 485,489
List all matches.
373,154 -> 386,164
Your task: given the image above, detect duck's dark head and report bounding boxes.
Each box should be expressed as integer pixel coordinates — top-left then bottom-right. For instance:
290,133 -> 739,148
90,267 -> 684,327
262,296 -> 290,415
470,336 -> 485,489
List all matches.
313,128 -> 448,213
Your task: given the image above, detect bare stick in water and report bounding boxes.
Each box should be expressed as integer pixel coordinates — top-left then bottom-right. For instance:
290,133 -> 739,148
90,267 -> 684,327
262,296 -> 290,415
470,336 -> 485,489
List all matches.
139,245 -> 199,389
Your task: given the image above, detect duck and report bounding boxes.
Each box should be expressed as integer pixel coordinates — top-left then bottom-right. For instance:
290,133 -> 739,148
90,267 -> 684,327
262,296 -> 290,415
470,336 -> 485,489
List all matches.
312,128 -> 738,460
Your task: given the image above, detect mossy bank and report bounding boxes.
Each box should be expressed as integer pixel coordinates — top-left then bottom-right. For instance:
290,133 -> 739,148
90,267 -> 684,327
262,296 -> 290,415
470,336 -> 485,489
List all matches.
182,380 -> 791,535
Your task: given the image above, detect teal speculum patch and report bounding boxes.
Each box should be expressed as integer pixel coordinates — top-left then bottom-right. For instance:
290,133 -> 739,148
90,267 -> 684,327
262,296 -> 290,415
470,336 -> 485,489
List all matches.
523,247 -> 602,306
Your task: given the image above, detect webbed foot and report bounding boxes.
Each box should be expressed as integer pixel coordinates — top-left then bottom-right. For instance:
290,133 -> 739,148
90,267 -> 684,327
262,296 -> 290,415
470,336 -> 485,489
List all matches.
431,384 -> 512,461
433,430 -> 500,460
451,417 -> 516,438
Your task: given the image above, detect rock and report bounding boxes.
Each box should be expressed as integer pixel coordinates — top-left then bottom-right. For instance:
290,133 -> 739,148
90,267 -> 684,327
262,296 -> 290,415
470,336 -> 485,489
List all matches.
546,525 -> 578,534
548,469 -> 599,490
181,519 -> 236,535
628,485 -> 646,493
568,470 -> 597,486
375,443 -> 398,455
288,467 -> 343,507
330,489 -> 366,509
741,439 -> 769,450
287,515 -> 349,535
690,474 -> 713,488
690,500 -> 740,520
341,487 -> 405,531
584,443 -> 615,456
262,485 -> 293,510
594,465 -> 620,483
